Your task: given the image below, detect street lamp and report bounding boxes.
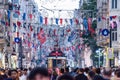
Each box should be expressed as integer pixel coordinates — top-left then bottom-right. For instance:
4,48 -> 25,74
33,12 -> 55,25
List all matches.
96,49 -> 102,68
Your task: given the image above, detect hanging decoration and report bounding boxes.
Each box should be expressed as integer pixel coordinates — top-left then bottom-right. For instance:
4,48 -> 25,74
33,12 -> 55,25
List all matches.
40,16 -> 43,24
45,17 -> 48,25
60,18 -> 63,25
56,18 -> 59,25
23,13 -> 26,20
38,28 -> 46,44
83,18 -> 88,31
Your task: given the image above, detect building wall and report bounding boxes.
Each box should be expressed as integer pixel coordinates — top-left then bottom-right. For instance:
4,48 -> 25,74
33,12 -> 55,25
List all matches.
97,0 -> 109,47
109,0 -> 120,66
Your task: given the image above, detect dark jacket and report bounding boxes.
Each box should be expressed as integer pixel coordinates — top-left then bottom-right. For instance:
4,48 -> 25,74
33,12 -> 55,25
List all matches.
75,74 -> 88,80
4,78 -> 13,80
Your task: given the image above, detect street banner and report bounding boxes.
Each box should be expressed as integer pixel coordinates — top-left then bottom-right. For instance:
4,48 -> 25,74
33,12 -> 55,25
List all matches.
107,48 -> 114,59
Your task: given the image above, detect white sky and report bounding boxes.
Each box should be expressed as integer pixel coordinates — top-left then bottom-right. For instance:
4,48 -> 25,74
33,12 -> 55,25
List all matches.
34,0 -> 79,18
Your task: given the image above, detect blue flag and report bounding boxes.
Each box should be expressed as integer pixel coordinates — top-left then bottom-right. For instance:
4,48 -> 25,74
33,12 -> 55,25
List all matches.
13,23 -> 17,32
40,16 -> 43,24
56,18 -> 59,24
1,20 -> 5,25
83,18 -> 88,31
70,19 -> 73,25
23,13 -> 26,20
7,10 -> 10,20
68,31 -> 76,42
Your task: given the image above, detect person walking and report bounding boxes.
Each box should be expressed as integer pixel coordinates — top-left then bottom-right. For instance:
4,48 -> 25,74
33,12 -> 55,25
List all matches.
75,68 -> 88,80
28,67 -> 49,80
5,69 -> 19,80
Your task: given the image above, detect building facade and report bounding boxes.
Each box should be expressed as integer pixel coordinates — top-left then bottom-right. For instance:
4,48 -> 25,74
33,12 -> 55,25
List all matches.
109,0 -> 120,66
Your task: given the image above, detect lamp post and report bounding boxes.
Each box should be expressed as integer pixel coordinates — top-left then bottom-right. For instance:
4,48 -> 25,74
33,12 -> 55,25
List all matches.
18,38 -> 23,68
96,49 -> 102,68
55,51 -> 59,67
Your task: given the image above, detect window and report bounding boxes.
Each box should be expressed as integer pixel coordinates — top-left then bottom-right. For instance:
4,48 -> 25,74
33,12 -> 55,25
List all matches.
112,0 -> 117,9
112,31 -> 117,41
112,33 -> 114,41
111,21 -> 117,41
115,32 -> 117,41
115,0 -> 117,8
112,0 -> 114,8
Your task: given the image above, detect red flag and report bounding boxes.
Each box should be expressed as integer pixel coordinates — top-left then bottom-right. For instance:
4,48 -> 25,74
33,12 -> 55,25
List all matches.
6,22 -> 9,26
15,10 -> 20,15
88,18 -> 92,31
27,33 -> 30,37
28,41 -> 31,48
60,18 -> 63,25
102,16 -> 106,20
45,17 -> 48,25
112,16 -> 117,19
72,46 -> 75,50
88,18 -> 95,33
38,28 -> 46,44
29,14 -> 32,19
66,29 -> 71,32
17,32 -> 19,37
75,19 -> 79,25
54,29 -> 57,36
17,21 -> 21,28
30,26 -> 33,31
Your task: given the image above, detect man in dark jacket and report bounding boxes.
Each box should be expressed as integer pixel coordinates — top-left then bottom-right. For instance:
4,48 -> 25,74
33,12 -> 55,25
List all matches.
102,68 -> 112,80
75,68 -> 88,80
5,69 -> 18,80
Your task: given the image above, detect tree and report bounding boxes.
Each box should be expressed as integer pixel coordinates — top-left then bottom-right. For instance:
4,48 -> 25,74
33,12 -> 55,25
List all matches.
81,0 -> 98,60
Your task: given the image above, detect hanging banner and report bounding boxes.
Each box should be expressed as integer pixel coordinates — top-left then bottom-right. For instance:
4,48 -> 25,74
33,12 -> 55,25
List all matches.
83,18 -> 88,31
40,16 -> 43,24
60,18 -> 63,25
107,48 -> 114,59
56,18 -> 59,25
45,17 -> 48,25
70,19 -> 73,25
38,28 -> 46,44
23,13 -> 26,20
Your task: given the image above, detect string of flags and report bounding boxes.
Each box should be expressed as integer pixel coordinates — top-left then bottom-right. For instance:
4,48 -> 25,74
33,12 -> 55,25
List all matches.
98,15 -> 117,22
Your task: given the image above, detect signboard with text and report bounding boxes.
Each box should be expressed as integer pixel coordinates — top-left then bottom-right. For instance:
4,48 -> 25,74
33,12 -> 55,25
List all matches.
107,48 -> 114,59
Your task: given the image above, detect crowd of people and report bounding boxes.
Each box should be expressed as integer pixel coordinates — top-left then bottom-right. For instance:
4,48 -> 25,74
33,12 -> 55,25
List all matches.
0,66 -> 120,80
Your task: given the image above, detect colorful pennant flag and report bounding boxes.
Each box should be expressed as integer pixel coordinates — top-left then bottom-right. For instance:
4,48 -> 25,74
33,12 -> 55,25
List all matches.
17,21 -> 21,28
56,18 -> 59,25
70,19 -> 73,25
1,20 -> 5,25
29,14 -> 32,19
15,10 -> 20,15
83,18 -> 88,31
23,13 -> 26,20
13,23 -> 17,32
45,17 -> 48,25
102,16 -> 106,20
38,28 -> 46,44
7,10 -> 10,20
40,16 -> 43,24
75,19 -> 79,25
98,17 -> 101,22
60,18 -> 63,25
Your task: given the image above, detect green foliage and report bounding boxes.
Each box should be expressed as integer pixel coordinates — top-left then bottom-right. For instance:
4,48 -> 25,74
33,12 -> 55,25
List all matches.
81,0 -> 98,59
92,20 -> 97,30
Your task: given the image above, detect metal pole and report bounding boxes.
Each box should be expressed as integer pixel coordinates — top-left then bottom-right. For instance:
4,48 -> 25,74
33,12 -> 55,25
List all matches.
109,27 -> 112,67
18,38 -> 23,68
98,51 -> 100,68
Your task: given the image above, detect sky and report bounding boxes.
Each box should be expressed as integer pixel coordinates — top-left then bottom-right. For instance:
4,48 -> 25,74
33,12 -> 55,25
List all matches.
34,0 -> 80,18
